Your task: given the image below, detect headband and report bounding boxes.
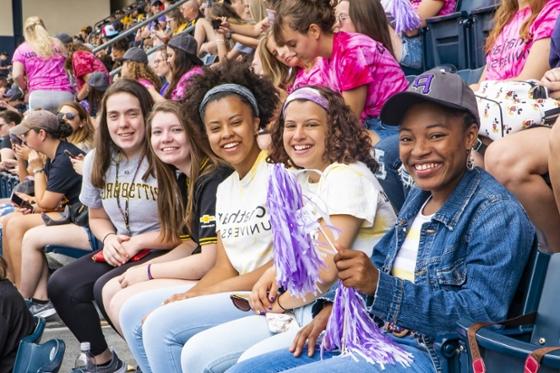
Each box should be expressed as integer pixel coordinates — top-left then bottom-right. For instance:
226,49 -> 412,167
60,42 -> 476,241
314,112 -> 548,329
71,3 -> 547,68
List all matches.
198,84 -> 260,120
282,87 -> 329,117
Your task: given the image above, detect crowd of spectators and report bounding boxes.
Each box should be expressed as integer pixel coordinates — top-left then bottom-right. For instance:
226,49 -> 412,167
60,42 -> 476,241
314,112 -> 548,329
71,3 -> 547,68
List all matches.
1,0 -> 560,372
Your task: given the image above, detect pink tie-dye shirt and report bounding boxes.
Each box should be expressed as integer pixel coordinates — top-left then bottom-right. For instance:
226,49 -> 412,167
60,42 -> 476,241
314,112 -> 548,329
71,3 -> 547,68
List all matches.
410,0 -> 457,17
325,32 -> 408,121
289,58 -> 329,93
485,0 -> 560,81
171,66 -> 203,101
12,40 -> 73,93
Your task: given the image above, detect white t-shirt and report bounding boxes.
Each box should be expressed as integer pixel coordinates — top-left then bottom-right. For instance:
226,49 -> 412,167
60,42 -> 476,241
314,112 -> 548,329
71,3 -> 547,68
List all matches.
391,199 -> 434,282
80,149 -> 160,236
216,151 -> 273,275
296,162 -> 397,257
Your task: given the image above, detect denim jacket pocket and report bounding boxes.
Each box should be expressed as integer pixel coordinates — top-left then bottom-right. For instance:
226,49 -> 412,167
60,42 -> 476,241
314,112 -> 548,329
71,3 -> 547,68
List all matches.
435,258 -> 467,287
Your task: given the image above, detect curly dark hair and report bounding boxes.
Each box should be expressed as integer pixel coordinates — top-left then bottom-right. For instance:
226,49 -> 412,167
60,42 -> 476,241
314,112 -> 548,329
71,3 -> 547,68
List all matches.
268,86 -> 378,173
182,60 -> 280,131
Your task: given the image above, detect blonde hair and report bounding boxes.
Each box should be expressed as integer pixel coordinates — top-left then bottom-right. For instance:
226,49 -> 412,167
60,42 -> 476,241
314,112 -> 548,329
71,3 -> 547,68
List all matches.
485,0 -> 547,53
258,31 -> 295,90
23,16 -> 56,58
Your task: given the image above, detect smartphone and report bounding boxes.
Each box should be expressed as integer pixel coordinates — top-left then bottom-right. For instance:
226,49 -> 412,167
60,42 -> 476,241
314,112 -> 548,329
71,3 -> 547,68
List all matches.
64,149 -> 78,159
9,134 -> 22,146
92,248 -> 151,263
230,293 -> 251,312
11,193 -> 33,210
266,9 -> 276,23
211,19 -> 222,30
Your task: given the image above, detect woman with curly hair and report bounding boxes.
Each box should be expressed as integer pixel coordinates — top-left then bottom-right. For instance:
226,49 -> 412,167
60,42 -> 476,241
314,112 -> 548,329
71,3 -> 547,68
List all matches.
177,86 -> 397,372
63,41 -> 109,101
120,61 -> 279,372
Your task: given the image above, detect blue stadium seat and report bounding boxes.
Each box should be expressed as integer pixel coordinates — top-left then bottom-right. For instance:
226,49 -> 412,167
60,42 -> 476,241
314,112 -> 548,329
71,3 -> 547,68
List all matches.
440,240 -> 550,373
423,0 -> 500,70
45,245 -> 92,259
468,4 -> 499,68
457,252 -> 560,372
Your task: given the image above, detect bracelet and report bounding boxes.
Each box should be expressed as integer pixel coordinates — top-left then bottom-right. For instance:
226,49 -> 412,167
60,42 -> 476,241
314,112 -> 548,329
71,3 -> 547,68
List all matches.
33,168 -> 44,174
102,232 -> 116,244
147,263 -> 154,280
276,295 -> 292,313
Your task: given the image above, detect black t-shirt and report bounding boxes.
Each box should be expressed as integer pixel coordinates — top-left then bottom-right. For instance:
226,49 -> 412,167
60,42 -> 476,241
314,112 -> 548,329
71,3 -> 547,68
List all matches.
0,279 -> 35,373
0,135 -> 11,150
44,141 -> 86,204
177,165 -> 233,247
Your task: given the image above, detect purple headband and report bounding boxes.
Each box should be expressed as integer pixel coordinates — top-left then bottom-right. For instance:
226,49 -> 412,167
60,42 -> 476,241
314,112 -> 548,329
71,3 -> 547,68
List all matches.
282,87 -> 329,117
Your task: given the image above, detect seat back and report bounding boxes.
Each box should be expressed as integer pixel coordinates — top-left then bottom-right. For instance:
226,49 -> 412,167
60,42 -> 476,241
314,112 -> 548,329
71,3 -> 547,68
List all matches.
459,0 -> 500,12
12,339 -> 65,373
530,253 -> 560,346
22,316 -> 46,344
469,4 -> 499,68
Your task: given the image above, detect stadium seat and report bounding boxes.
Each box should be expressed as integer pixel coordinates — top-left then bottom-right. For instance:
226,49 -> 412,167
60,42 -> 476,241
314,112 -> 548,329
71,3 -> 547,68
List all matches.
12,339 -> 65,373
469,4 -> 499,68
457,252 -> 560,372
440,239 -> 550,373
423,0 -> 500,71
45,245 -> 92,259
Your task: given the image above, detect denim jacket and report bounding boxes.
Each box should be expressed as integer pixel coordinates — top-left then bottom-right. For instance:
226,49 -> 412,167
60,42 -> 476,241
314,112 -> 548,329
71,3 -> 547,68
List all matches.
316,168 -> 534,340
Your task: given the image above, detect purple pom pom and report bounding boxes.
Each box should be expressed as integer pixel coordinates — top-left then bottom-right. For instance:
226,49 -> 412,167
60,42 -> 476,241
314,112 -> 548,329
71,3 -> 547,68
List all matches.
392,0 -> 421,34
267,164 -> 324,298
322,285 -> 413,368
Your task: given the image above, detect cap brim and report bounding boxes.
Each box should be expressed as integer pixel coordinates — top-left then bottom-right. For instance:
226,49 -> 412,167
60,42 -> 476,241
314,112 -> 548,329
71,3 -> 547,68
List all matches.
10,124 -> 31,137
380,91 -> 471,126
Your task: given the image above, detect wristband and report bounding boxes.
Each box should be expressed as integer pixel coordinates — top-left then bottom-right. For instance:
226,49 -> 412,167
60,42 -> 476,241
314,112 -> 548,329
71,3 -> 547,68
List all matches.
102,232 -> 116,244
33,168 -> 44,174
147,263 -> 154,280
276,295 -> 291,313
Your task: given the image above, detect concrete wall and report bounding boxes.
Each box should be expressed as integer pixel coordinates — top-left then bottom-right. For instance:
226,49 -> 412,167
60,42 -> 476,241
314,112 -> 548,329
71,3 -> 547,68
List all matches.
22,0 -> 111,35
0,0 -> 14,36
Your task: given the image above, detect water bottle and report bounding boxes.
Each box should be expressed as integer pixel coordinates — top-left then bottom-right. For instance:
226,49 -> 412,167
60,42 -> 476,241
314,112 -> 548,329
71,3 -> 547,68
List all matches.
73,342 -> 95,372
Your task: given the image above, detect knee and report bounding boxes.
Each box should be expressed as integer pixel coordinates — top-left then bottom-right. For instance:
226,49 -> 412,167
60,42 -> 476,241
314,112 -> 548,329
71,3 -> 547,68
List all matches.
119,298 -> 143,338
47,269 -> 66,302
485,140 -> 523,184
102,278 -> 121,310
181,333 -> 212,372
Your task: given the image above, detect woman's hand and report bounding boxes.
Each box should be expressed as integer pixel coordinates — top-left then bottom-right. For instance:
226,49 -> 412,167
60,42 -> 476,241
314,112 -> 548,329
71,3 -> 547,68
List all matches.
289,303 -> 332,357
163,288 -> 203,305
249,266 -> 279,314
28,150 -> 45,170
334,246 -> 378,295
70,155 -> 84,175
541,67 -> 560,99
102,234 -> 131,267
118,264 -> 149,288
13,144 -> 30,161
121,235 -> 144,258
255,18 -> 270,34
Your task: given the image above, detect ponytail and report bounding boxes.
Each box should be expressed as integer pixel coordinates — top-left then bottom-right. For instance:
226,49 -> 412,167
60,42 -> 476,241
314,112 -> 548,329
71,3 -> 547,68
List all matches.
23,16 -> 56,58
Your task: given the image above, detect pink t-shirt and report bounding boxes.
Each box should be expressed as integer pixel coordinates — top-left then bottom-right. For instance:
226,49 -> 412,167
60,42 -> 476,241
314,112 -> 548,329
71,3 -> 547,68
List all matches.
12,40 -> 73,93
325,32 -> 408,121
410,0 -> 457,17
137,78 -> 155,90
171,66 -> 204,101
72,50 -> 108,91
289,58 -> 329,93
485,0 -> 560,81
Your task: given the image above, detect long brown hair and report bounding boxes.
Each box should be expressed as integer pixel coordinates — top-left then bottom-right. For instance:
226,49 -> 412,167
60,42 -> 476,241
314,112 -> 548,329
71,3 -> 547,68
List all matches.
122,61 -> 162,92
146,101 -> 223,242
485,0 -> 547,53
64,42 -> 91,71
347,0 -> 395,58
91,79 -> 154,188
258,31 -> 296,89
59,101 -> 95,150
0,256 -> 7,280
273,0 -> 335,44
269,86 -> 378,173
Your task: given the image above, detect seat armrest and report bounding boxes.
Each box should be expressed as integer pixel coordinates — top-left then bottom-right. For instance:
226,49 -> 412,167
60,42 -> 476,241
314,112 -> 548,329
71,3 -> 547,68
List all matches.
426,11 -> 468,25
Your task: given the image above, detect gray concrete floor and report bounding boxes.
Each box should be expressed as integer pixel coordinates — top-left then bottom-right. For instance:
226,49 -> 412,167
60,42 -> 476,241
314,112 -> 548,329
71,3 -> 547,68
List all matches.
42,318 -> 136,372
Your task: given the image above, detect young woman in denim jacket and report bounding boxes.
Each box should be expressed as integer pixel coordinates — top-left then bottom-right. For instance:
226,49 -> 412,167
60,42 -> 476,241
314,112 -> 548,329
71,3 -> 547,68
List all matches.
227,70 -> 535,373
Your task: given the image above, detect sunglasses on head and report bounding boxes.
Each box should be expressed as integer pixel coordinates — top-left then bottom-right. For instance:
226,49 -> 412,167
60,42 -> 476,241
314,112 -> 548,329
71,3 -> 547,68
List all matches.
57,112 -> 77,121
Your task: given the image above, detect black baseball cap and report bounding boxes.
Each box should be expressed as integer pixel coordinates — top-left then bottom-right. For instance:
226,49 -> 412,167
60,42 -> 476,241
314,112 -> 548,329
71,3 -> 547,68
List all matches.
380,69 -> 480,126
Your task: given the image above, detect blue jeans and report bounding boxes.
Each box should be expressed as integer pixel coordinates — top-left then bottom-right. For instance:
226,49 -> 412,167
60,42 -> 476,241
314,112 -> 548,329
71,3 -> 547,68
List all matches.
400,35 -> 423,70
181,305 -> 313,372
226,334 -> 435,373
139,292 -> 252,372
366,117 -> 399,141
119,285 -> 193,373
371,133 -> 406,212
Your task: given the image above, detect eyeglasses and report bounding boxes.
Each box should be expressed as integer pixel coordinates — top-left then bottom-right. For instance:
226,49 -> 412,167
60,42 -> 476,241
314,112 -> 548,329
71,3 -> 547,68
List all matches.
336,13 -> 349,23
57,112 -> 77,121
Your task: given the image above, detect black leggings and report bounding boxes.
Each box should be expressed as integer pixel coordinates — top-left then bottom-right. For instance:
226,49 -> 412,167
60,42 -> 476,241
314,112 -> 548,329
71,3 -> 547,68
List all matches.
47,249 -> 162,356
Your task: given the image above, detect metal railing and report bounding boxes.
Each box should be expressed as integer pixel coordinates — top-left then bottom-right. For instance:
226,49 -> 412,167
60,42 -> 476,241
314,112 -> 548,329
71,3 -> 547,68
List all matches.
92,0 -> 191,55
